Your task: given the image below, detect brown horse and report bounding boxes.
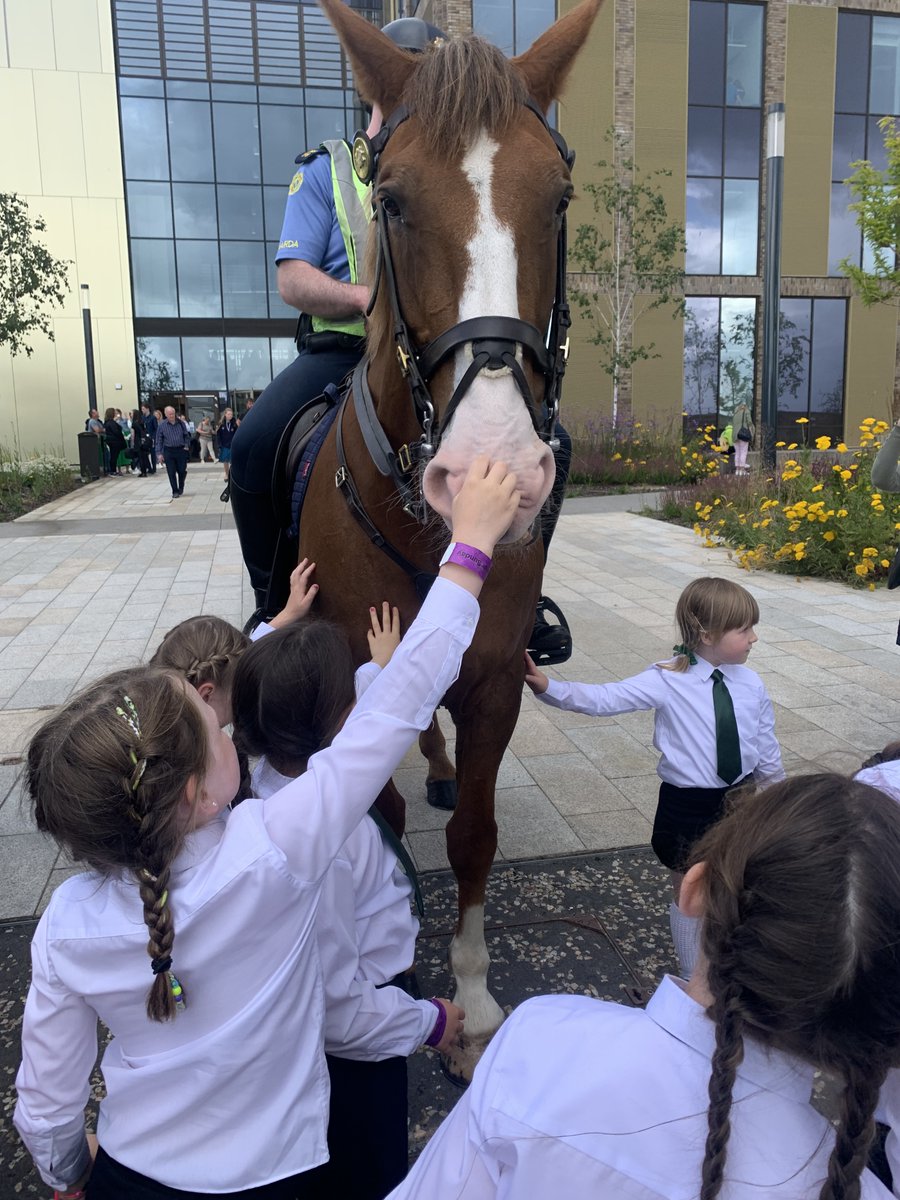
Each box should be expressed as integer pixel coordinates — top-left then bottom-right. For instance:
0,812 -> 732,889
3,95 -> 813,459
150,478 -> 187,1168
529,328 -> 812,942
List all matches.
302,0 -> 602,1080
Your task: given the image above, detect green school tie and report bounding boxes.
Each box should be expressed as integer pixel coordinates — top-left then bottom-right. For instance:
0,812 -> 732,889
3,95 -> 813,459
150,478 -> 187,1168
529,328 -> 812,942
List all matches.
711,669 -> 742,786
367,805 -> 425,918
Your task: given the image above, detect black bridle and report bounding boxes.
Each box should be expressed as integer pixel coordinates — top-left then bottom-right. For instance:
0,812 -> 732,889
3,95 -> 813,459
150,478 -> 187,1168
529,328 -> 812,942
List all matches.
347,97 -> 576,523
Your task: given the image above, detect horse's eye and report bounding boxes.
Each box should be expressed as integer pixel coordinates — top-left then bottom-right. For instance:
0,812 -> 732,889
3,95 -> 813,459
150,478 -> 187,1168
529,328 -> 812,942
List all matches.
380,194 -> 402,220
556,192 -> 572,216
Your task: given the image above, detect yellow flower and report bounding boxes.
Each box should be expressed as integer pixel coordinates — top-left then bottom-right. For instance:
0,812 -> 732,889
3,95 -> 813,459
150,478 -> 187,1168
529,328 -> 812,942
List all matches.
815,436 -> 831,450
840,470 -> 852,481
838,509 -> 849,518
882,559 -> 891,568
823,531 -> 836,542
775,441 -> 786,448
760,518 -> 771,528
836,443 -> 848,453
870,582 -> 877,591
855,563 -> 869,577
796,417 -> 809,424
861,418 -> 875,427
862,547 -> 878,558
611,452 -> 622,460
811,484 -> 823,492
788,443 -> 798,450
875,420 -> 890,432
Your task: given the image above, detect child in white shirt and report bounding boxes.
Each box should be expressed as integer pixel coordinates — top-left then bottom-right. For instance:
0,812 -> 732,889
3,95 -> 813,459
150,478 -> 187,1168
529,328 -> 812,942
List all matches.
232,604 -> 462,1200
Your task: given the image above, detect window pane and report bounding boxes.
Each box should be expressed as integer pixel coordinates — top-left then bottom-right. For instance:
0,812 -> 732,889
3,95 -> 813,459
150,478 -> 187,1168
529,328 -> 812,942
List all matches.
514,0 -> 555,54
828,183 -> 860,274
867,116 -> 892,172
137,336 -> 183,395
226,338 -> 273,390
120,78 -> 164,97
686,178 -> 722,273
871,16 -> 900,117
271,337 -> 297,377
182,337 -> 226,390
683,297 -> 720,419
168,100 -> 214,182
305,107 -> 348,147
121,97 -> 169,180
126,181 -> 172,237
259,86 -> 303,106
213,102 -> 261,183
832,114 -> 866,182
689,1 -> 725,107
722,179 -> 758,274
724,107 -> 760,178
167,80 -> 209,99
719,297 -> 755,417
176,241 -> 222,317
777,299 -> 811,413
221,242 -> 268,317
473,0 -> 514,54
212,82 -> 257,102
835,12 -> 870,115
218,185 -> 264,239
810,300 -> 846,415
264,185 -> 288,241
261,104 -> 304,186
687,107 -> 722,176
173,183 -> 218,238
131,239 -> 177,317
726,4 -> 763,108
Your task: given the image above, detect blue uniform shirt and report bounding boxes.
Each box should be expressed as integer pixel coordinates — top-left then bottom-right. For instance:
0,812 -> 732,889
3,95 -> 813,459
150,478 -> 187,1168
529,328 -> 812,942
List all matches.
276,149 -> 351,282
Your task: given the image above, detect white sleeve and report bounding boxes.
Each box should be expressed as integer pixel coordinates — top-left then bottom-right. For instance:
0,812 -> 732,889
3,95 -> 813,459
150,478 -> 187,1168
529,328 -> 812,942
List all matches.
249,621 -> 275,642
876,1069 -> 900,1196
14,920 -> 98,1191
536,668 -> 664,717
354,661 -> 382,700
263,577 -> 477,881
754,686 -> 785,783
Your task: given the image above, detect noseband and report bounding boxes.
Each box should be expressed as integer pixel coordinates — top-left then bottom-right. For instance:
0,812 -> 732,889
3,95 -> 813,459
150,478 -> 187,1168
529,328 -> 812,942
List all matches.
348,97 -> 575,521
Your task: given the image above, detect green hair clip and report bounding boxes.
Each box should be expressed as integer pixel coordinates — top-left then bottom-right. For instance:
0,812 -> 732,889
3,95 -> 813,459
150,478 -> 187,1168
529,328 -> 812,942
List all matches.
673,644 -> 698,665
116,696 -> 147,792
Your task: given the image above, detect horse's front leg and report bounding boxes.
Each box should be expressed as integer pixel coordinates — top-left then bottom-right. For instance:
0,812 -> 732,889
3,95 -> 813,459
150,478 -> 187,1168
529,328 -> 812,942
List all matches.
419,713 -> 457,811
442,679 -> 521,1083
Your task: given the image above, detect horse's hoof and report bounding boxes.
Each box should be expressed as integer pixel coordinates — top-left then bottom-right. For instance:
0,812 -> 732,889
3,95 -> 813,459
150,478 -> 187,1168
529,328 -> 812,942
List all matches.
426,778 -> 457,811
440,1032 -> 496,1086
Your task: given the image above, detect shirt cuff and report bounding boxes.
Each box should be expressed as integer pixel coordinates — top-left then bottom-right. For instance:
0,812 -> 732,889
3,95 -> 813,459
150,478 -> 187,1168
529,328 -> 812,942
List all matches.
250,621 -> 274,642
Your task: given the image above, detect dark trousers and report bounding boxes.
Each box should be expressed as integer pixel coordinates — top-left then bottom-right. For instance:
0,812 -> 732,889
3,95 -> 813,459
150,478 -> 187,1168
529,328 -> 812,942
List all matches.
651,777 -> 751,871
304,1054 -> 408,1200
230,346 -> 363,601
163,447 -> 188,494
87,1146 -> 328,1200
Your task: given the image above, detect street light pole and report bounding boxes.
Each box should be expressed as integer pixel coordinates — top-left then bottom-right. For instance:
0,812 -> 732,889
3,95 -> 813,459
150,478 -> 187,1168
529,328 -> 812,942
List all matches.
81,283 -> 98,415
761,103 -> 785,470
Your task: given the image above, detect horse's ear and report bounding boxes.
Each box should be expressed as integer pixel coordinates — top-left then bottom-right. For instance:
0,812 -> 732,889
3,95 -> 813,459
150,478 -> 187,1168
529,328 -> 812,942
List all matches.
318,0 -> 415,116
511,0 -> 604,114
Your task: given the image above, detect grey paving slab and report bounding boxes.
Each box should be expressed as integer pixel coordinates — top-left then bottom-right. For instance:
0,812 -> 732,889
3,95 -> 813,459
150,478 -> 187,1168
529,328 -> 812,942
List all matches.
0,833 -> 60,917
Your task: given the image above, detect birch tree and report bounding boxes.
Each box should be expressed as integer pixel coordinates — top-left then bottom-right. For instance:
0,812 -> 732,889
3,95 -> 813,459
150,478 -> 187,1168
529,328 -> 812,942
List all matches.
840,117 -> 900,307
0,193 -> 70,357
570,129 -> 685,429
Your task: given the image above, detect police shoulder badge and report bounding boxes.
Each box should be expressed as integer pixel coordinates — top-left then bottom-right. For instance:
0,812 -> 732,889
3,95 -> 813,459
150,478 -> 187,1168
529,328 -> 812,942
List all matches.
288,171 -> 304,195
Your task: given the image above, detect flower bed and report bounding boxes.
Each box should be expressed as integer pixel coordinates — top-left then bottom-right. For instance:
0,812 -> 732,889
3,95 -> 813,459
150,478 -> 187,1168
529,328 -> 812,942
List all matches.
0,450 -> 82,522
656,419 -> 897,588
569,417 -> 722,487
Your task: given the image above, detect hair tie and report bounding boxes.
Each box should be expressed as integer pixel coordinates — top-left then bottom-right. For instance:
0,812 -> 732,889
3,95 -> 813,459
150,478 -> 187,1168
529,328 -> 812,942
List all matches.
151,955 -> 173,975
673,644 -> 698,665
169,971 -> 186,1013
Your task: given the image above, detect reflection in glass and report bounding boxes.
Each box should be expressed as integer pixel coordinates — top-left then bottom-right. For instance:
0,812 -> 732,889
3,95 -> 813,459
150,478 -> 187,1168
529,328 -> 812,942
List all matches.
264,186 -> 289,242
182,337 -> 226,390
871,16 -> 900,118
138,336 -> 183,392
173,184 -> 218,239
121,97 -> 169,180
213,103 -> 261,183
131,240 -> 177,317
687,108 -> 722,177
726,4 -> 763,108
867,116 -> 892,172
810,300 -> 846,414
267,249 -> 291,318
724,107 -> 760,178
836,12 -> 870,116
832,114 -> 866,182
221,242 -> 268,318
226,338 -> 273,390
686,178 -> 722,273
166,81 -> 209,99
120,78 -> 165,97
212,82 -> 257,102
127,182 -> 172,237
261,105 -> 304,187
828,183 -> 860,275
218,186 -> 264,239
719,297 -> 756,417
683,297 -> 720,418
305,107 -> 348,147
176,241 -> 222,317
514,0 -> 555,54
271,338 -> 297,378
722,179 -> 758,274
777,299 -> 811,411
689,1 -> 725,107
168,100 -> 215,182
259,86 -> 303,106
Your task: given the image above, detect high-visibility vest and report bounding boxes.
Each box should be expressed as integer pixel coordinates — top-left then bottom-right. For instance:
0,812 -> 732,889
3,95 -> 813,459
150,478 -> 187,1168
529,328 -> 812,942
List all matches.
308,140 -> 371,339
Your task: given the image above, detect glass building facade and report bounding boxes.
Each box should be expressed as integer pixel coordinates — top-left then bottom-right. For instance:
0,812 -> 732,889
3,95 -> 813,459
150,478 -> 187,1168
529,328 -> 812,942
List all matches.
473,0 -> 555,56
112,0 -> 379,415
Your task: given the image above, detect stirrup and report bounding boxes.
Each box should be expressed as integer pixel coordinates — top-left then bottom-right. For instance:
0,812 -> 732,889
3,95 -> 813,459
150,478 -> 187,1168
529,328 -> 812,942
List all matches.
528,595 -> 572,666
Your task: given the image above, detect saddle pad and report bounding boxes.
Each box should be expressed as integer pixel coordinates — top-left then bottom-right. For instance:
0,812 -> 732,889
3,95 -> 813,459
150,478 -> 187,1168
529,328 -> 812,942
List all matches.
288,401 -> 341,538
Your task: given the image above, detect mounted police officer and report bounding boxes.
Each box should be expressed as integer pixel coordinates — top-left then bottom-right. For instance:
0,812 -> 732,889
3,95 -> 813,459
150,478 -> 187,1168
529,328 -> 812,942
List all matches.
230,15 -> 572,665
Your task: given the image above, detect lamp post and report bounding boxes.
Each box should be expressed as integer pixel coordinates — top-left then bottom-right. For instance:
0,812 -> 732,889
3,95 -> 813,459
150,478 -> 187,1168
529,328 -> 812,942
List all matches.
81,283 -> 98,415
761,103 -> 785,470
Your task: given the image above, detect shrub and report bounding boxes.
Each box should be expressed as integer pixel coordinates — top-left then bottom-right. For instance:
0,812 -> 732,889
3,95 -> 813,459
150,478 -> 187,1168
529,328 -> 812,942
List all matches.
568,416 -> 722,487
656,419 -> 896,587
0,446 -> 80,521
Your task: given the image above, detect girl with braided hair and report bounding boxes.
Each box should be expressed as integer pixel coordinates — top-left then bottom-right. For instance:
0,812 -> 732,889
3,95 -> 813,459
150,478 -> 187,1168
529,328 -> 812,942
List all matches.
387,772 -> 900,1200
14,457 -> 521,1200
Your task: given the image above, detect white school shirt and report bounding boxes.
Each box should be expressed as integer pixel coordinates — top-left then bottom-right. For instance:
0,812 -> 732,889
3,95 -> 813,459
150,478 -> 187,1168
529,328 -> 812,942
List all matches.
855,760 -> 900,805
537,658 -> 784,789
14,577 -> 477,1194
252,754 -> 437,1059
387,977 -> 894,1200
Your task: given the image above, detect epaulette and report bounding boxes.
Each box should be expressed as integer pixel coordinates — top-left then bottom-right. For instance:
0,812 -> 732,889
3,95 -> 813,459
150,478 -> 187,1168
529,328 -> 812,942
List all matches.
295,145 -> 327,165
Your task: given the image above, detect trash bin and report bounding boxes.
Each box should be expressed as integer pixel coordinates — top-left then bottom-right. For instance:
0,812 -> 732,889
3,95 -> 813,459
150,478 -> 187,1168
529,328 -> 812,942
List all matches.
78,432 -> 103,480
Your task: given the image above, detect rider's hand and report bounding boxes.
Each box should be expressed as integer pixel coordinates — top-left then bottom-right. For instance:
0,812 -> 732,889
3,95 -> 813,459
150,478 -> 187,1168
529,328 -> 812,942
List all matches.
450,456 -> 521,557
269,559 -> 318,628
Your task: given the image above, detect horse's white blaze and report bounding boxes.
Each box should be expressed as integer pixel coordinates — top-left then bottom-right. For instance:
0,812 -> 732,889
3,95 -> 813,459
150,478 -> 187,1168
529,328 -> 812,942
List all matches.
421,132 -> 555,541
449,903 -> 505,1039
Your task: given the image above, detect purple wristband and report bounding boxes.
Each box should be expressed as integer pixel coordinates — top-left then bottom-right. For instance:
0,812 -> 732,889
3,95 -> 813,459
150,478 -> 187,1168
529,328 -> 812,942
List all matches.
425,998 -> 447,1047
439,542 -> 492,581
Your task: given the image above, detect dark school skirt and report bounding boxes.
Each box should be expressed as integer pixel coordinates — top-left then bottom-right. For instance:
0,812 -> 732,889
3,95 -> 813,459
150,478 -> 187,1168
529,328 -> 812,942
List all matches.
651,778 -> 751,871
86,1145 -> 329,1200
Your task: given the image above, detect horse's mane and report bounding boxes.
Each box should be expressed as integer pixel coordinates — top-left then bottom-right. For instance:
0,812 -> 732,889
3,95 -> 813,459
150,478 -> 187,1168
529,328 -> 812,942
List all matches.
403,35 -> 527,159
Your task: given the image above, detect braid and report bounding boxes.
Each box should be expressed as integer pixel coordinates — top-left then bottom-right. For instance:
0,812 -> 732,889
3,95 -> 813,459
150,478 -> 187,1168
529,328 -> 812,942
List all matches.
150,616 -> 248,691
819,1061 -> 886,1200
184,650 -> 234,687
700,977 -> 745,1200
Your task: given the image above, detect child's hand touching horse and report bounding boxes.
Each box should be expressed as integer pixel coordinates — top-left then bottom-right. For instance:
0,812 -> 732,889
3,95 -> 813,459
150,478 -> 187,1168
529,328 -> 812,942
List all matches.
428,997 -> 466,1054
269,558 -> 319,628
523,651 -> 549,694
367,602 -> 401,667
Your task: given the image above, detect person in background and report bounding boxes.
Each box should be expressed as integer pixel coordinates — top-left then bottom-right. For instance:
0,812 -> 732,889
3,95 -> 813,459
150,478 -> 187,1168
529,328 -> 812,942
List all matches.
155,405 -> 191,499
130,409 -> 152,478
103,408 -> 128,477
140,405 -> 158,475
731,400 -> 754,476
198,416 -> 216,463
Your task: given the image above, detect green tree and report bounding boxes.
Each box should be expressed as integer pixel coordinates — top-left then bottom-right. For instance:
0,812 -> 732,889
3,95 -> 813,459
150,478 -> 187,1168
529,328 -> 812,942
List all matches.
570,128 -> 686,429
136,337 -> 180,403
0,193 -> 70,357
840,116 -> 900,306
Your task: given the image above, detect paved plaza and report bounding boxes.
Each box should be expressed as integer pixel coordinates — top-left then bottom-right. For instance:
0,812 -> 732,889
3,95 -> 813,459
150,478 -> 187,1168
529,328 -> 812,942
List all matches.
1,463 -> 899,922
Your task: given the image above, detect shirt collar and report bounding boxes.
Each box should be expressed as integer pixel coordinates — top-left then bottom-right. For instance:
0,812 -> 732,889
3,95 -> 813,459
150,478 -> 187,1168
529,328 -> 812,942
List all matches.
692,656 -> 738,683
646,976 -> 815,1102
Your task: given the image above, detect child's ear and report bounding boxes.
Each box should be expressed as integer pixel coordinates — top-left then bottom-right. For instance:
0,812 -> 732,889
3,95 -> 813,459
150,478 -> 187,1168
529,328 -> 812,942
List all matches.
182,773 -> 199,814
698,629 -> 713,646
679,861 -> 707,918
196,681 -> 215,704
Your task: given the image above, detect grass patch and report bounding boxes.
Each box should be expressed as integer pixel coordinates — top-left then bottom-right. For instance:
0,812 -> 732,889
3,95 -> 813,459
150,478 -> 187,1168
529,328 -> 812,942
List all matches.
0,449 -> 82,523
